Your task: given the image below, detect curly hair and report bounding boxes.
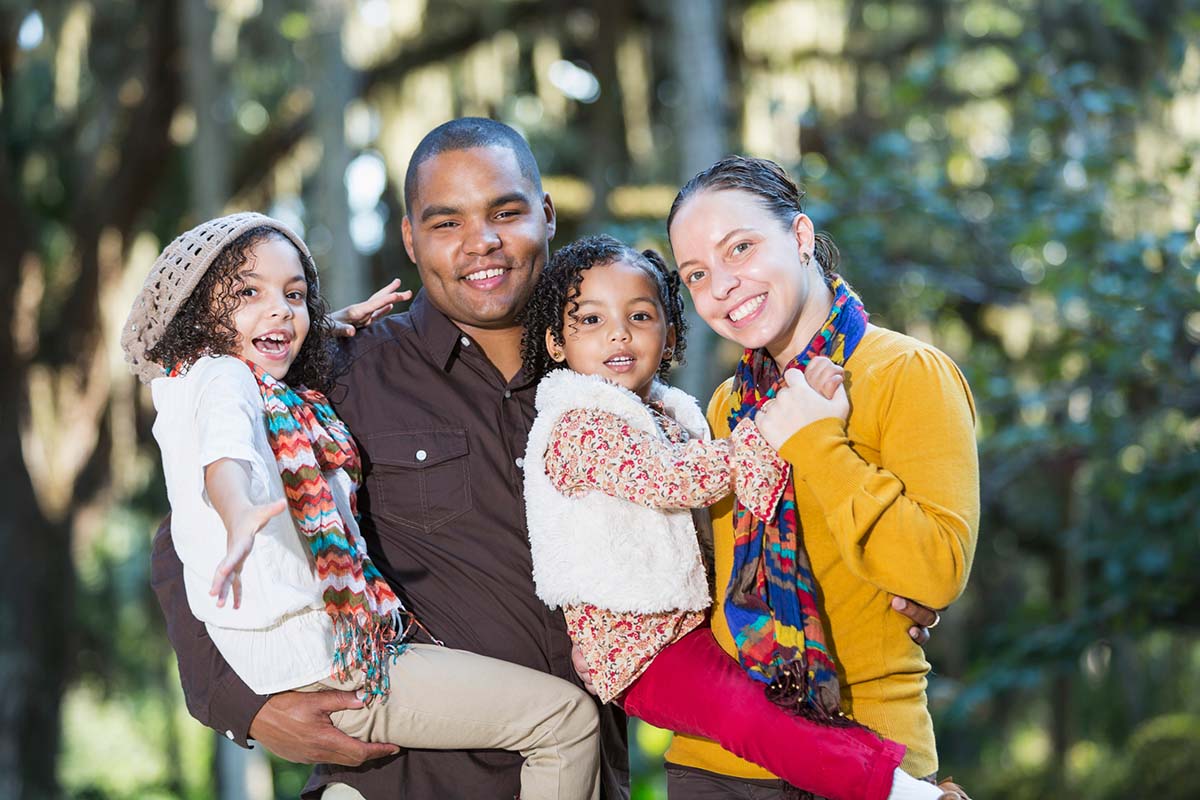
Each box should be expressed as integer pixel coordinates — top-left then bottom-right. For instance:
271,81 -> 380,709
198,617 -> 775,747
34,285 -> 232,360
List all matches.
146,226 -> 336,393
519,234 -> 688,382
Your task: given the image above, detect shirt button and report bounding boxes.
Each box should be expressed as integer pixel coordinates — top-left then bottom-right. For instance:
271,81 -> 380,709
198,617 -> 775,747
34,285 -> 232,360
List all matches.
225,730 -> 235,741
460,336 -> 471,347
504,390 -> 512,399
515,457 -> 524,469
416,450 -> 428,462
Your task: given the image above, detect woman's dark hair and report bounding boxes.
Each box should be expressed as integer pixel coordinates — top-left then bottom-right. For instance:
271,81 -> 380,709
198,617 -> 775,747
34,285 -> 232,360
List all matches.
519,234 -> 688,381
146,226 -> 336,392
667,155 -> 840,276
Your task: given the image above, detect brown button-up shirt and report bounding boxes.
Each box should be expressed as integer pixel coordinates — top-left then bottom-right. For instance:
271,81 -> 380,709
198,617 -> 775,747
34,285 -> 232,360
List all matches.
150,290 -> 629,800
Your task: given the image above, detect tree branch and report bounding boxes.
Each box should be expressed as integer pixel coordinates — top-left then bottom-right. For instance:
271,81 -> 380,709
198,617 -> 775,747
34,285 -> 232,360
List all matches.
232,0 -> 548,196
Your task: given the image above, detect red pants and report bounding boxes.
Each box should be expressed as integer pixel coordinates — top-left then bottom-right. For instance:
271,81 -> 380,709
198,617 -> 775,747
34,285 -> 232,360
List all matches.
620,626 -> 905,800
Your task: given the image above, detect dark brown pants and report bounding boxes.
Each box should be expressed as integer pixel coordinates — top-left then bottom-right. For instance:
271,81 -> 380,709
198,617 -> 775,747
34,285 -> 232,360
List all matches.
666,763 -> 939,799
665,764 -> 792,800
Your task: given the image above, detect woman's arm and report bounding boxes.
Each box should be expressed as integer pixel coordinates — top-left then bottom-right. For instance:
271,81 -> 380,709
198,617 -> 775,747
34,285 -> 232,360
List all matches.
767,350 -> 979,608
545,408 -> 786,516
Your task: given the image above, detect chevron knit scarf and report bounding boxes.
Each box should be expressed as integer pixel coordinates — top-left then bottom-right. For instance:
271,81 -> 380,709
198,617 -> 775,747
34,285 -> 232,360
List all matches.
237,358 -> 407,700
724,275 -> 868,723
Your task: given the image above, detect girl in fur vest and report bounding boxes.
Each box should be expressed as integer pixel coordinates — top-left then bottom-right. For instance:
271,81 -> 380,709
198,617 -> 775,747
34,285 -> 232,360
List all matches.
519,234 -> 953,800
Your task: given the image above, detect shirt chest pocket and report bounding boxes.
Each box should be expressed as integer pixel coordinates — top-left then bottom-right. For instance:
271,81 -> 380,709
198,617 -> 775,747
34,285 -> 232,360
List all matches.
366,429 -> 473,534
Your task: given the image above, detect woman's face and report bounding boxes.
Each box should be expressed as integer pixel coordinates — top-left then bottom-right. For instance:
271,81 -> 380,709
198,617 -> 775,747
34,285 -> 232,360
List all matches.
670,188 -> 817,356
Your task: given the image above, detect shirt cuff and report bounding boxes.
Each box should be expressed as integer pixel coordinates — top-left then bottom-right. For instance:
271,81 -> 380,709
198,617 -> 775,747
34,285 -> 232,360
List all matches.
730,419 -> 791,518
209,670 -> 270,749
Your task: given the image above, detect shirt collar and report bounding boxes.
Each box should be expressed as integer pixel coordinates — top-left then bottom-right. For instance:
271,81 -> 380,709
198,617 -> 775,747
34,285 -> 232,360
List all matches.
410,289 -> 540,390
409,289 -> 467,371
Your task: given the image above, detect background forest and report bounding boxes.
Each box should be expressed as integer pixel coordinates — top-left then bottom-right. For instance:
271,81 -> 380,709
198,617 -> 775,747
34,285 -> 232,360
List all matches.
3,0 -> 1200,798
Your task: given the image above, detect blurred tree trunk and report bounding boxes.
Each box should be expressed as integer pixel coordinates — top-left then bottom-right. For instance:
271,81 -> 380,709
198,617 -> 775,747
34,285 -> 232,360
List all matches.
0,2 -> 182,796
581,0 -> 630,231
311,0 -> 363,309
0,251 -> 69,799
667,0 -> 728,399
183,0 -> 229,218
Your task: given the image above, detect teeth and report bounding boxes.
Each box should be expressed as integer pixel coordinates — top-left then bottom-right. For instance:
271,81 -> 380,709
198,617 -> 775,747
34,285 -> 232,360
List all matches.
607,357 -> 634,364
729,294 -> 766,322
465,268 -> 505,281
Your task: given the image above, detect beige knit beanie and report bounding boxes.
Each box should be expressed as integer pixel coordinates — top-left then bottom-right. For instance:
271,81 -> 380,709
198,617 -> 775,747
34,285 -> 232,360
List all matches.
121,211 -> 313,384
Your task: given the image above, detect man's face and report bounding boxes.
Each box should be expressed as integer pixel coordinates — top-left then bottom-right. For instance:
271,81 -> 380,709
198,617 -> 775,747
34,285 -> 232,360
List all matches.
402,146 -> 556,331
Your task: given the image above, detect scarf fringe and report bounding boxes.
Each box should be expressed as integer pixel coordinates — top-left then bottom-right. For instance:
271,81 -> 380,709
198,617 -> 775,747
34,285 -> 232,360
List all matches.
764,662 -> 864,730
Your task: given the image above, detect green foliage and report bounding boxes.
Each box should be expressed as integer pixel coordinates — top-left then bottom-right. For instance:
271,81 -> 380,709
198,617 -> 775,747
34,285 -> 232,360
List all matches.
1122,713 -> 1200,798
5,0 -> 1198,796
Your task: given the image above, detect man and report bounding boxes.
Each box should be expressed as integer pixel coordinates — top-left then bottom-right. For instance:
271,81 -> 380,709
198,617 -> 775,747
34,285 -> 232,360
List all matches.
151,118 -> 629,799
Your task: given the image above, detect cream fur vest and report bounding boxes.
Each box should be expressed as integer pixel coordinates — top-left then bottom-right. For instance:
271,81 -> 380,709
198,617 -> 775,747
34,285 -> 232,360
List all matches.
523,369 -> 713,614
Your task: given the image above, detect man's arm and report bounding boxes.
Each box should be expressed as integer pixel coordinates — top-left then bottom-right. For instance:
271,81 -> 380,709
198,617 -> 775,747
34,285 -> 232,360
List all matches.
150,516 -> 398,764
150,515 -> 265,745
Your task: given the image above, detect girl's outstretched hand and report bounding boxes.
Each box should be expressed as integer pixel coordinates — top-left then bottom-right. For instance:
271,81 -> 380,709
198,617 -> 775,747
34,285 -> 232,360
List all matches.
754,365 -> 850,450
210,498 -> 287,609
329,278 -> 413,336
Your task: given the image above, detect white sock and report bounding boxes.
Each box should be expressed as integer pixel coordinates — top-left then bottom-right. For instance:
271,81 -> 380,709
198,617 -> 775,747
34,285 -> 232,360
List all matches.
886,767 -> 945,800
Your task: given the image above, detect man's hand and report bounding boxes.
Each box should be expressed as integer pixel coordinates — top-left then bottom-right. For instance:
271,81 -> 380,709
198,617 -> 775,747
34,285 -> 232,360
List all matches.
571,644 -> 597,695
330,278 -> 413,336
248,690 -> 400,766
890,595 -> 940,645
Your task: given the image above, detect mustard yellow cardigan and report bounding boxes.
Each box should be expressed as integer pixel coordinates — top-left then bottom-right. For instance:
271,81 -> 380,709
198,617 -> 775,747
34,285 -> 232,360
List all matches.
666,326 -> 980,779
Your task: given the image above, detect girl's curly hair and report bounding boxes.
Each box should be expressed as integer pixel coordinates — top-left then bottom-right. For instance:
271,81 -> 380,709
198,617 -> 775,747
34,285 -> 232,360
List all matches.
146,226 -> 336,392
519,234 -> 688,381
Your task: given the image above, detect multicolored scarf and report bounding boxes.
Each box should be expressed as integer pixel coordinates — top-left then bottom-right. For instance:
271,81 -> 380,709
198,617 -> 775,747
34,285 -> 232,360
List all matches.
235,358 -> 408,700
724,274 -> 868,722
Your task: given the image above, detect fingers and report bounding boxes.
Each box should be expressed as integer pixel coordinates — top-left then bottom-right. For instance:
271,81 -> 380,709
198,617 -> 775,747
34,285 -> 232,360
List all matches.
333,321 -> 357,338
782,367 -> 806,389
311,691 -> 400,765
210,565 -> 233,606
325,735 -> 401,766
891,595 -> 940,627
805,357 -> 845,400
232,573 -> 242,610
313,689 -> 367,713
571,645 -> 597,694
909,626 -> 930,645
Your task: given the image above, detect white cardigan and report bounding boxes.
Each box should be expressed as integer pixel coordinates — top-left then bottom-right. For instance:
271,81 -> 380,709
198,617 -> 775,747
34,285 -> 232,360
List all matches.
523,370 -> 713,614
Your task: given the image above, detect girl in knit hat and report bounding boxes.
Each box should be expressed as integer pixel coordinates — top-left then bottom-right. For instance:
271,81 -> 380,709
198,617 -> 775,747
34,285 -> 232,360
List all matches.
123,212 -> 601,800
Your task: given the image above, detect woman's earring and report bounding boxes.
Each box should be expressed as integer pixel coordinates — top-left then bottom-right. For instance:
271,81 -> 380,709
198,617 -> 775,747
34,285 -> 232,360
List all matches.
663,347 -> 674,360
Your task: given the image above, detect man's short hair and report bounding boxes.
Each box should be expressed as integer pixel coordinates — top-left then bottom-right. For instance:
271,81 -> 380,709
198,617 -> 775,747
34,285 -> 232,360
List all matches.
403,118 -> 543,216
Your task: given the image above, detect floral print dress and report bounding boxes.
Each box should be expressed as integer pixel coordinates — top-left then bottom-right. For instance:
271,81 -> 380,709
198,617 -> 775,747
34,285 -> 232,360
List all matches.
543,402 -> 788,703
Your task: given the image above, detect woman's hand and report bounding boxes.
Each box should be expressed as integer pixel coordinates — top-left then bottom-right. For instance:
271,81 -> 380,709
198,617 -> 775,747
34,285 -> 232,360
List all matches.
754,362 -> 850,450
329,278 -> 413,337
210,498 -> 287,608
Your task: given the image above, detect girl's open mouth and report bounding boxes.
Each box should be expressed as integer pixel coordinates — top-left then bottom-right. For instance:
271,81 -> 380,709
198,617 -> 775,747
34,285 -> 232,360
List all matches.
252,332 -> 292,359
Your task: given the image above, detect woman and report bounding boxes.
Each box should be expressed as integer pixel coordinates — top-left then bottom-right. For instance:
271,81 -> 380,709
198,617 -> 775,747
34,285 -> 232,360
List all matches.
662,156 -> 979,799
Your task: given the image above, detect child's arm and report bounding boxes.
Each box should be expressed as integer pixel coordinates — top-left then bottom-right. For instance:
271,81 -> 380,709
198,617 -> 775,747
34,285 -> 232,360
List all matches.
328,278 -> 413,336
545,408 -> 786,515
204,458 -> 286,609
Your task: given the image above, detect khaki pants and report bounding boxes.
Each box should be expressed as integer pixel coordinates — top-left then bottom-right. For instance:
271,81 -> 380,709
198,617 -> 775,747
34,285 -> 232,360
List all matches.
305,644 -> 600,800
